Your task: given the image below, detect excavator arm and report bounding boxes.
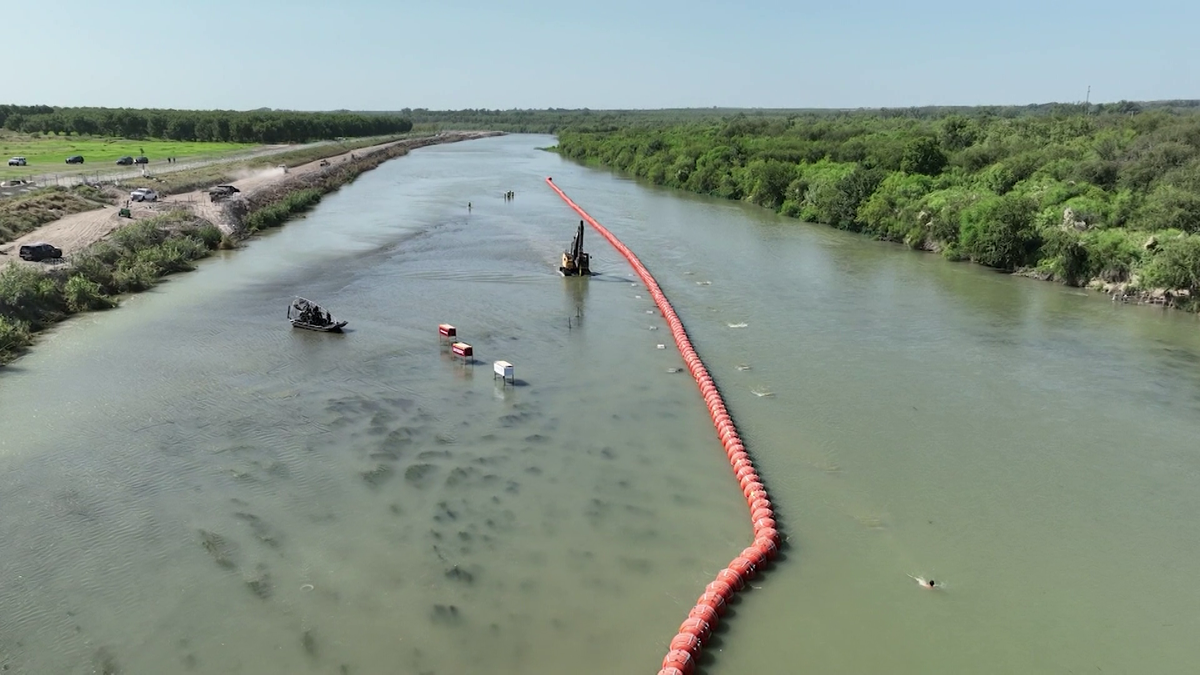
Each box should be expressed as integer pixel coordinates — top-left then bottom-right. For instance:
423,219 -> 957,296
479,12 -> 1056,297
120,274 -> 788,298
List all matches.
559,220 -> 591,276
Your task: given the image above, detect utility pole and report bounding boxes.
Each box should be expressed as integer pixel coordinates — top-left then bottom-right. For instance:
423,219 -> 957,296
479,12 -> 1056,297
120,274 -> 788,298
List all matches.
1085,85 -> 1091,114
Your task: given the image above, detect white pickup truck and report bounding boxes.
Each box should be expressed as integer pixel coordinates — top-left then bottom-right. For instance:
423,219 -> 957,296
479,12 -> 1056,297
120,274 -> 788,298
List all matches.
129,188 -> 159,202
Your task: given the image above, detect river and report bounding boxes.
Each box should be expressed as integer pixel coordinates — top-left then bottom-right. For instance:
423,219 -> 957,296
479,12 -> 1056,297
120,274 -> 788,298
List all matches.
1,134 -> 1198,674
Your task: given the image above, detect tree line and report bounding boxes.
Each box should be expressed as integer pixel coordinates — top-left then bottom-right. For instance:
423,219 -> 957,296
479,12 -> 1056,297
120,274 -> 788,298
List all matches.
376,101 -> 1197,133
0,105 -> 412,144
553,106 -> 1200,299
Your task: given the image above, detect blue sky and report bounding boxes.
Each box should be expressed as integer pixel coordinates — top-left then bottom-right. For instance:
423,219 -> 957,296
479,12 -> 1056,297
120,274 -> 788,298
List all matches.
9,0 -> 1198,110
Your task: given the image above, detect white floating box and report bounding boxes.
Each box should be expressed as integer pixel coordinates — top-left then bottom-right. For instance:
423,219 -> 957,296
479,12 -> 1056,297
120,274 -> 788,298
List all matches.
493,360 -> 514,383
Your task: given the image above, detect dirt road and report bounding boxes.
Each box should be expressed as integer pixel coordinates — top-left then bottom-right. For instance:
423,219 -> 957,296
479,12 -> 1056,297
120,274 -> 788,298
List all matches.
1,131 -> 502,268
0,140 -> 339,193
167,131 -> 502,234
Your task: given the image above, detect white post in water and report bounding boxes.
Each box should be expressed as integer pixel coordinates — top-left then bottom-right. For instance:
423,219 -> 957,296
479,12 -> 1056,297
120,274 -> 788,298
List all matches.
493,360 -> 514,385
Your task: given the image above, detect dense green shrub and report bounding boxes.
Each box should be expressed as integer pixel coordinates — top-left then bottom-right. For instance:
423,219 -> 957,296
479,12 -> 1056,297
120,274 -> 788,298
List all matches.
244,190 -> 322,231
0,315 -> 31,354
63,275 -> 112,312
0,215 -> 218,363
553,105 -> 1200,298
1140,235 -> 1200,292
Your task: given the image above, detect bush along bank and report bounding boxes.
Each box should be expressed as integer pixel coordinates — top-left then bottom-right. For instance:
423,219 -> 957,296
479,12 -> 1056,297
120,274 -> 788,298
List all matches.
0,131 -> 504,365
0,212 -> 221,364
553,111 -> 1200,310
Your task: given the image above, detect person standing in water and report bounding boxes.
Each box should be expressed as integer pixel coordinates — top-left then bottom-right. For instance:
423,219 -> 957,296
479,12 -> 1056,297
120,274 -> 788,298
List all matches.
468,202 -> 472,212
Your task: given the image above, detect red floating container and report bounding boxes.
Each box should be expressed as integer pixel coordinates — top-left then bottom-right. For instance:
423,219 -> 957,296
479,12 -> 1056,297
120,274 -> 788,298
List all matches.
451,342 -> 473,357
439,323 -> 457,337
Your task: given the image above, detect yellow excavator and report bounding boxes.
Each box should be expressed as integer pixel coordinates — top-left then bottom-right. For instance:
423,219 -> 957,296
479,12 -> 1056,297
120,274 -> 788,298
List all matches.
559,220 -> 592,276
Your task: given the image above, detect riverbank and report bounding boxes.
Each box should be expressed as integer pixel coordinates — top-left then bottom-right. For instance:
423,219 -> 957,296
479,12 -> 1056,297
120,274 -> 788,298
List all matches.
4,132 -> 1197,675
553,113 -> 1200,314
0,131 -> 503,365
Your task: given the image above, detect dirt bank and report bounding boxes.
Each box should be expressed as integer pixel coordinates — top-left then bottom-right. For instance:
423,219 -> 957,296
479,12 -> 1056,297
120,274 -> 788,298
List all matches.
1,131 -> 503,267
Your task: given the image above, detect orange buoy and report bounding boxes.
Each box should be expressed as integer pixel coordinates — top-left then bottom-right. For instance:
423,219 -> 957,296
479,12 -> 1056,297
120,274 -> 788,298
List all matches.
706,578 -> 736,601
670,632 -> 702,656
545,178 -> 782,673
738,467 -> 760,482
757,527 -> 781,546
698,591 -> 727,615
753,516 -> 777,532
678,617 -> 712,643
754,537 -> 779,560
741,546 -> 768,568
716,567 -> 744,590
662,650 -> 695,675
729,556 -> 757,580
688,603 -> 719,626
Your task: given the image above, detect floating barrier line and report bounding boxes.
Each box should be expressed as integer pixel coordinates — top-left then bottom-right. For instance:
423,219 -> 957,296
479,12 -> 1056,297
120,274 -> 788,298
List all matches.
545,178 -> 780,675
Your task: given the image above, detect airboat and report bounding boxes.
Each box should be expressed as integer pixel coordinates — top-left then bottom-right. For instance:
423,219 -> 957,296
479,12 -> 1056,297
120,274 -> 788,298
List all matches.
288,297 -> 347,333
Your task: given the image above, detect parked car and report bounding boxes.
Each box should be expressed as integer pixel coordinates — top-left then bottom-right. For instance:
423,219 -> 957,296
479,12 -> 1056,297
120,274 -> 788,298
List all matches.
133,156 -> 149,164
7,156 -> 26,166
116,156 -> 134,166
65,155 -> 84,164
19,242 -> 63,261
130,188 -> 158,202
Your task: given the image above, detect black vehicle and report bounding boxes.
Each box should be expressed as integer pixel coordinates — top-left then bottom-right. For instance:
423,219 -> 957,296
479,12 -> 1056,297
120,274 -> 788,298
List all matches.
19,242 -> 63,262
208,184 -> 241,202
65,155 -> 84,164
116,156 -> 134,165
133,156 -> 149,164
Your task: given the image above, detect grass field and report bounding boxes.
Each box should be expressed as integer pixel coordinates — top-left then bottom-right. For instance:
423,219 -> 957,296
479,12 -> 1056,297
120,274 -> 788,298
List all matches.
0,133 -> 256,178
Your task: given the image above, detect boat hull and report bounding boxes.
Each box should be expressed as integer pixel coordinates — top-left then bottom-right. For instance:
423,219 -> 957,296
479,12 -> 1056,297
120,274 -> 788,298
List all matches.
291,320 -> 347,333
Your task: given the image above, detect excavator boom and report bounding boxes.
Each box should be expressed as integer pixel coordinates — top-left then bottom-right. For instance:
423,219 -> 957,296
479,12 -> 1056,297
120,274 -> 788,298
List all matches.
559,220 -> 591,276
572,221 -> 584,261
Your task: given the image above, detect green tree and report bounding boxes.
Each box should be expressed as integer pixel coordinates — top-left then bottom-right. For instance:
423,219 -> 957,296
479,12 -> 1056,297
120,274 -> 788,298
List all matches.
901,137 -> 948,176
740,159 -> 795,209
959,193 -> 1041,270
1141,236 -> 1200,292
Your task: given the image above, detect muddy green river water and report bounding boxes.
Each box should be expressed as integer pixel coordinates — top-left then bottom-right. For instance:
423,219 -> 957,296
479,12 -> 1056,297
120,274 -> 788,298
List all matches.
2,134 -> 1199,674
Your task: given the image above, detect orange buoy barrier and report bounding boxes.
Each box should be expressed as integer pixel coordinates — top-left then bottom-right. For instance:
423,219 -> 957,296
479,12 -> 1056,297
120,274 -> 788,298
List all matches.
545,178 -> 781,673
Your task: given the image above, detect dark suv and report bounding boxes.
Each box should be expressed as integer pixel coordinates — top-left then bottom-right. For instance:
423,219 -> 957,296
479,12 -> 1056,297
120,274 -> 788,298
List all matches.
133,156 -> 149,164
116,156 -> 134,165
65,155 -> 84,164
19,242 -> 63,261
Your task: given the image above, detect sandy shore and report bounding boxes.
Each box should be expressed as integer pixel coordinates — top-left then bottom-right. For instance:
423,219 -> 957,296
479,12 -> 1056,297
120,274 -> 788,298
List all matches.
1,131 -> 502,267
